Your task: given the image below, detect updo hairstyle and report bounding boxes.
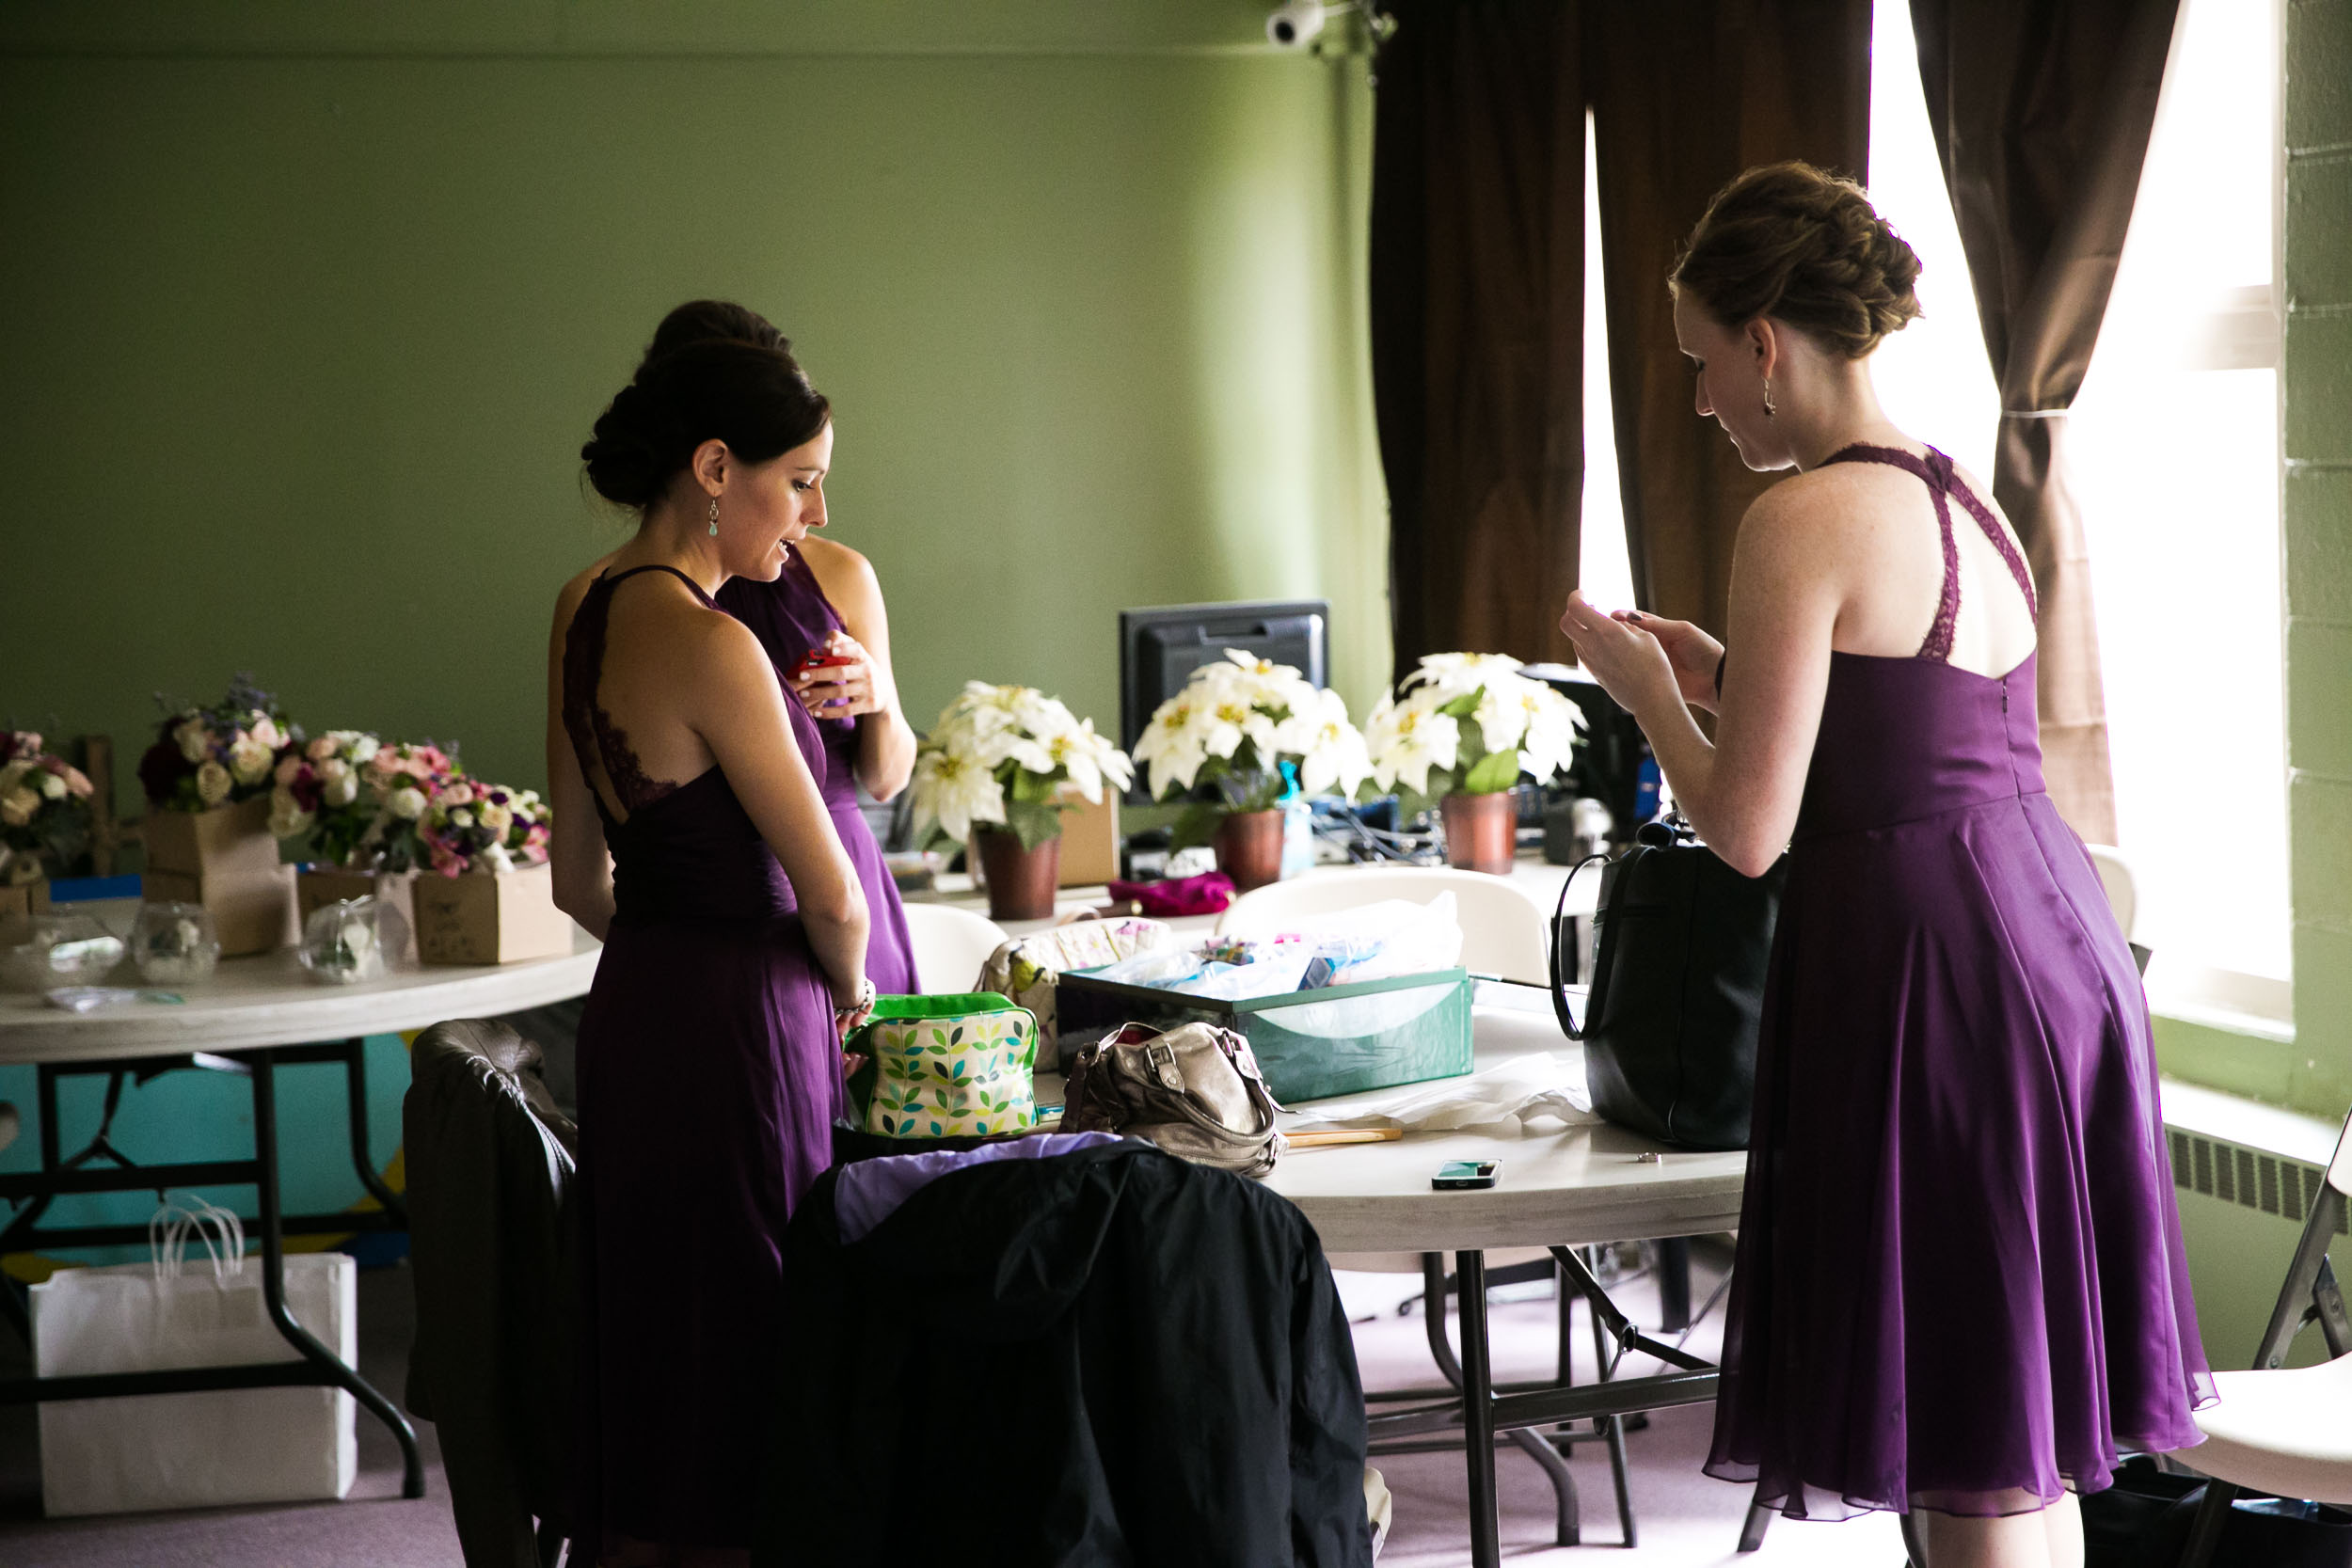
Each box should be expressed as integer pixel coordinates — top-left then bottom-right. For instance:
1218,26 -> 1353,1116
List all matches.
580,301 -> 828,511
1670,162 -> 1922,358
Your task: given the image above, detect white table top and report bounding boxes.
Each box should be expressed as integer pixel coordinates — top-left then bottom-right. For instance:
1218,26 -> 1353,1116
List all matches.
0,901 -> 601,1066
1261,1004 -> 1745,1253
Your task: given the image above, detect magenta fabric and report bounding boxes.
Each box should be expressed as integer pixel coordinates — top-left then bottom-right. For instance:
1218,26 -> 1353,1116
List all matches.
1704,450 -> 2212,1521
1108,872 -> 1236,919
563,566 -> 844,1555
716,550 -> 920,993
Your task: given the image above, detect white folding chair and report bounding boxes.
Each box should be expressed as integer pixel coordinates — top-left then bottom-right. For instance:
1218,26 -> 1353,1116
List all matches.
2177,1103 -> 2352,1563
1216,866 -> 1550,986
899,903 -> 1009,996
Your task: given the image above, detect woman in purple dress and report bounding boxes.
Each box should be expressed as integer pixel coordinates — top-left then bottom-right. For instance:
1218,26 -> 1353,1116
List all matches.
565,302 -> 922,995
1559,164 -> 2210,1567
548,330 -> 873,1566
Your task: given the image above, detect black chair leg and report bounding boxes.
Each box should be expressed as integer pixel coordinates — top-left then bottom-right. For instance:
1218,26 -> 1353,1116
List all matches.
2180,1479 -> 2235,1568
1737,1494 -> 1773,1552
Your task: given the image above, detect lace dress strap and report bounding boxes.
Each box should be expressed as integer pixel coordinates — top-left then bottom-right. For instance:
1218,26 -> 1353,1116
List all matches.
560,565 -> 716,820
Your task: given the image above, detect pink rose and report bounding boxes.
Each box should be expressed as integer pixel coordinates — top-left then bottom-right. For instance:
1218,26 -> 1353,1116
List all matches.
275,755 -> 305,786
18,732 -> 40,757
438,781 -> 475,808
61,767 -> 92,799
248,715 -> 284,751
430,844 -> 463,877
307,736 -> 339,762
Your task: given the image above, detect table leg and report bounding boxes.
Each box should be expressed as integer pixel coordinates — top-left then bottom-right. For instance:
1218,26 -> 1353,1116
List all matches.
250,1052 -> 425,1499
338,1038 -> 407,1225
1455,1249 -> 1500,1568
1418,1255 -> 1581,1546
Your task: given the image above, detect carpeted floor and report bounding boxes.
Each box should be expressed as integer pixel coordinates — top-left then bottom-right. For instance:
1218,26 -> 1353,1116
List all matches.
0,1248 -> 1911,1567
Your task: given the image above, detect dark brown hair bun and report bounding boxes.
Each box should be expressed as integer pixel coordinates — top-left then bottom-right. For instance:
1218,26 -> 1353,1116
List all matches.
1671,162 -> 1923,358
580,302 -> 828,510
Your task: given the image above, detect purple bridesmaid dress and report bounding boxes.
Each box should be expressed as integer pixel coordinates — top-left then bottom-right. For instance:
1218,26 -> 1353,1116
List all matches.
1705,446 -> 2214,1520
717,549 -> 920,994
561,564 -> 843,1555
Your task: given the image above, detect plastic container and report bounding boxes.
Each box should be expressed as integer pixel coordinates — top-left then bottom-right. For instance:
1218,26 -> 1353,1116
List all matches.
1054,966 -> 1473,1106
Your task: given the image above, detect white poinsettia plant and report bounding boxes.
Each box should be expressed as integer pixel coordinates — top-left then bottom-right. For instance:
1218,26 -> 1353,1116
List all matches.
1365,653 -> 1584,806
911,682 -> 1135,851
1131,651 -> 1373,845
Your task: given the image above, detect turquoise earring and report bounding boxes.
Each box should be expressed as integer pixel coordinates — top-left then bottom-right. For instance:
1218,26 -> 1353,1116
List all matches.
707,498 -> 720,537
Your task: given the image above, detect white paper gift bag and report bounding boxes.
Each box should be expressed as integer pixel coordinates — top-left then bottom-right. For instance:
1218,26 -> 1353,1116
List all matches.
30,1202 -> 358,1516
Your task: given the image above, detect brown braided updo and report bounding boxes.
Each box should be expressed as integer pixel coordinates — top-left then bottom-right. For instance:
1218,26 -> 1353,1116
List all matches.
1670,162 -> 1923,359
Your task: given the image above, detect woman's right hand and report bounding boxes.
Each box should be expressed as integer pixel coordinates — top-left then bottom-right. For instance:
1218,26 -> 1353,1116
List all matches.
1613,610 -> 1726,712
832,974 -> 876,1041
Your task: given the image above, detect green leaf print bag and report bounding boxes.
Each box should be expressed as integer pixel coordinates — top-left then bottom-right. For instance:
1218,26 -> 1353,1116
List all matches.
848,992 -> 1041,1141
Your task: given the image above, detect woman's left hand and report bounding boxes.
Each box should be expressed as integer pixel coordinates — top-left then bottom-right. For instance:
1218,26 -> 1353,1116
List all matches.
789,631 -> 885,720
1559,592 -> 1683,720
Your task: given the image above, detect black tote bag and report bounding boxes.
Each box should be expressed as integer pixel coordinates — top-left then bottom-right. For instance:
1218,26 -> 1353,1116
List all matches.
1549,817 -> 1787,1151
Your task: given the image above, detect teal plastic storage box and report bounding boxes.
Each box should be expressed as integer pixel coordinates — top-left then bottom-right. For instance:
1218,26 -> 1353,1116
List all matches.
1052,967 -> 1474,1106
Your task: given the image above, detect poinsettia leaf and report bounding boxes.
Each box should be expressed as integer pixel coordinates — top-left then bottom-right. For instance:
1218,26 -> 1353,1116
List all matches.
1460,748 -> 1523,796
1437,689 -> 1484,721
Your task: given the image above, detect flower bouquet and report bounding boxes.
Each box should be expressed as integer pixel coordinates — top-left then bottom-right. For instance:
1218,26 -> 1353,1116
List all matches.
273,735 -> 464,962
0,733 -> 95,942
1364,653 -> 1583,875
135,676 -> 304,955
405,777 -> 565,965
1132,651 -> 1371,891
912,682 -> 1134,920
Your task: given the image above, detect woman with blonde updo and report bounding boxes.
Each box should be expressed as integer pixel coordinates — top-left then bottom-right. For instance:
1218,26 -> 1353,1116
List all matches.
1559,163 -> 2209,1568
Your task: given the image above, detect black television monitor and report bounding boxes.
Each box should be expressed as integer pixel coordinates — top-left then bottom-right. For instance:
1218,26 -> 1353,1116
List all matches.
1118,599 -> 1330,771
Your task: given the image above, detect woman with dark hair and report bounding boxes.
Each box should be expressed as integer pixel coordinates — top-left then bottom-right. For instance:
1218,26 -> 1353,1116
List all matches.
550,327 -> 870,1566
1559,163 -> 2209,1568
651,302 -> 921,993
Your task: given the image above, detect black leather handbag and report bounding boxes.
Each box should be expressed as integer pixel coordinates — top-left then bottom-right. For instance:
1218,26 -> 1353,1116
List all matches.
1549,816 -> 1788,1151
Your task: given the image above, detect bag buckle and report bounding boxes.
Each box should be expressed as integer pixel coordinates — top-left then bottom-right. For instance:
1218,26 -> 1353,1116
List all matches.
1145,1039 -> 1186,1094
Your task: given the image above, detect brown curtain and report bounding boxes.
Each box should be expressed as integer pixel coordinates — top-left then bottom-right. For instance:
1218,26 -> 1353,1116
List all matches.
1370,1 -> 1870,678
1910,0 -> 2180,844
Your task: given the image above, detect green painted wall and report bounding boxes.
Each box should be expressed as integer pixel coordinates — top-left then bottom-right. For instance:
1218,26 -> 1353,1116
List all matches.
2282,0 -> 2352,1119
0,1 -> 1390,803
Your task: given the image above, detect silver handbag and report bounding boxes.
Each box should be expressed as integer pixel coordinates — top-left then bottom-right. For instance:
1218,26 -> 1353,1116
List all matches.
1061,1022 -> 1286,1178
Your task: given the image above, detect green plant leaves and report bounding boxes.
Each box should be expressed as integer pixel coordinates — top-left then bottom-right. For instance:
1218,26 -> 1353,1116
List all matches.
1460,747 -> 1524,796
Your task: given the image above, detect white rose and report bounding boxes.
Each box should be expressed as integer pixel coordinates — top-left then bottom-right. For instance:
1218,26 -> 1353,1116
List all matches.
0,788 -> 36,828
0,762 -> 26,796
324,771 -> 360,807
40,771 -> 67,800
320,756 -> 352,784
247,715 -> 283,751
348,736 -> 379,765
195,761 -> 232,806
449,807 -> 474,829
477,843 -> 515,875
268,791 -> 314,840
228,737 -> 273,785
174,719 -> 211,763
477,801 -> 514,834
388,786 -> 427,820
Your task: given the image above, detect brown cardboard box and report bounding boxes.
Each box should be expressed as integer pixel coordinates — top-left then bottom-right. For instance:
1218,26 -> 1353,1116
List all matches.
1054,789 -> 1121,888
412,862 -> 574,965
143,864 -> 297,957
296,867 -> 420,965
0,879 -> 52,947
143,794 -> 279,878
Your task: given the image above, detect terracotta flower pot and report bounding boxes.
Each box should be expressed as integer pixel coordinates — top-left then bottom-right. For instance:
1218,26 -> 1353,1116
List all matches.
1441,790 -> 1518,877
1214,810 -> 1285,893
975,828 -> 1061,922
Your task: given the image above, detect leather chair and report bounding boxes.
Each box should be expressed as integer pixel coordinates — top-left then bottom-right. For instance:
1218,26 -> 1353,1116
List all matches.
404,1019 -> 578,1568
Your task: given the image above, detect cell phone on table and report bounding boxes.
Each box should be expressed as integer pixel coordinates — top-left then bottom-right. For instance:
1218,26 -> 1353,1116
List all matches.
1432,1159 -> 1501,1190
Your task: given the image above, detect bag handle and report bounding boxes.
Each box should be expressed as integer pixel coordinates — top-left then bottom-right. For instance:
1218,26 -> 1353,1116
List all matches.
149,1198 -> 246,1285
1550,852 -> 1611,1040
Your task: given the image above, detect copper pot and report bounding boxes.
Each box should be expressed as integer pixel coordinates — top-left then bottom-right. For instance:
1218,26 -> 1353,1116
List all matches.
1214,810 -> 1285,893
975,828 -> 1060,921
1440,790 -> 1517,877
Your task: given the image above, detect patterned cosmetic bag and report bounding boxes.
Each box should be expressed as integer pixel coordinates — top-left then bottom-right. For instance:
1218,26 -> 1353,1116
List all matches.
850,992 -> 1040,1141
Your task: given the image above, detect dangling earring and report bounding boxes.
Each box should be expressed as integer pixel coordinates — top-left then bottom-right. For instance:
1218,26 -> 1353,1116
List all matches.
707,498 -> 720,537
1762,377 -> 1777,419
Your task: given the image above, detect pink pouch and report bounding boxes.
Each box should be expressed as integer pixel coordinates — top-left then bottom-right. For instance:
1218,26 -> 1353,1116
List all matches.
1106,872 -> 1235,919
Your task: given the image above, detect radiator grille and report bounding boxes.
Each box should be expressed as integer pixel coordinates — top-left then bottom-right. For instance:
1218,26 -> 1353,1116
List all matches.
2170,1128 -> 2344,1234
